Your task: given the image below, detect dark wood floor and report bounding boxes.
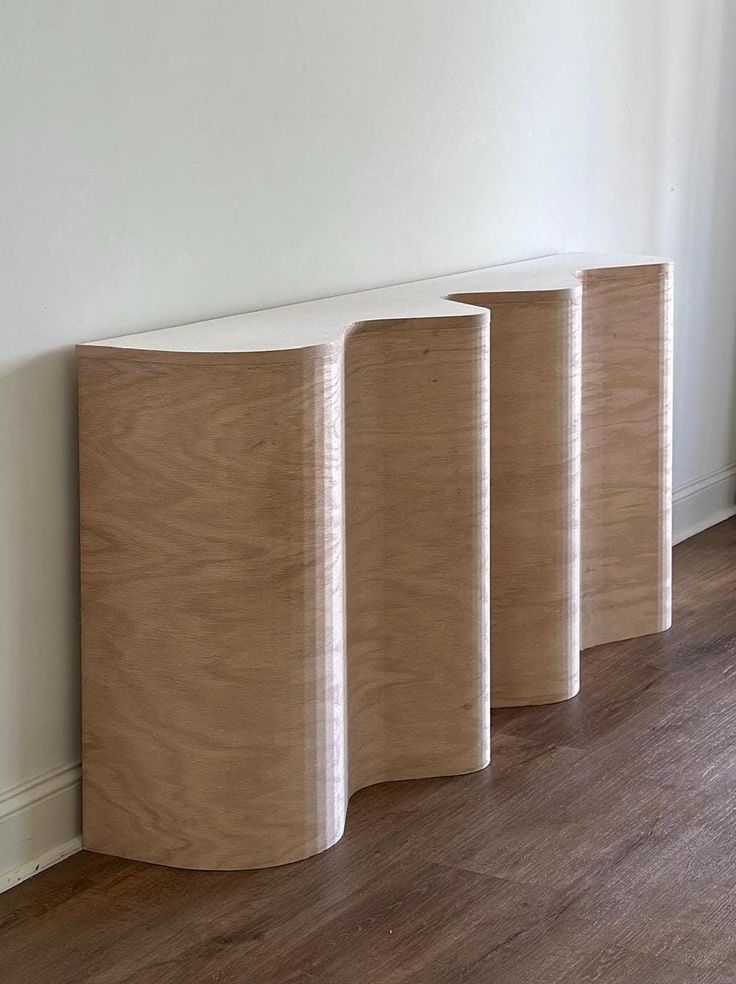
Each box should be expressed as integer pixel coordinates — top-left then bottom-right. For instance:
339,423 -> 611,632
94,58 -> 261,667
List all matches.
3,519 -> 736,984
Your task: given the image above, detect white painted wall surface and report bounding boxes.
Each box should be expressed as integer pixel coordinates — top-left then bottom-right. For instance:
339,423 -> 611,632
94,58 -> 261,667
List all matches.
1,0 -> 735,885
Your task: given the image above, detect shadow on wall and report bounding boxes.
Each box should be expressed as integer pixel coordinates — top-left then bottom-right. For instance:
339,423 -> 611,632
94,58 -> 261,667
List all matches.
655,0 -> 736,487
0,350 -> 81,789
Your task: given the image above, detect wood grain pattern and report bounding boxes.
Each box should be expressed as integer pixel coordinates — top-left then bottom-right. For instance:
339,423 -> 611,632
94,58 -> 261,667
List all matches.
79,343 -> 348,869
345,316 -> 490,790
450,290 -> 581,707
2,519 -> 731,984
76,253 -> 673,870
78,314 -> 490,870
579,263 -> 673,648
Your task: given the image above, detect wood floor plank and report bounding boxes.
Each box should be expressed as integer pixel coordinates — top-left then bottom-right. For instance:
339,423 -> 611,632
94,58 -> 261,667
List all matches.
2,517 -> 736,983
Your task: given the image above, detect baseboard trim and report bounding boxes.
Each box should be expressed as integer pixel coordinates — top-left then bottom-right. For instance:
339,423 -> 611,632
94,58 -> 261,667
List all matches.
673,463 -> 736,544
1,836 -> 82,894
0,762 -> 81,818
0,762 -> 82,894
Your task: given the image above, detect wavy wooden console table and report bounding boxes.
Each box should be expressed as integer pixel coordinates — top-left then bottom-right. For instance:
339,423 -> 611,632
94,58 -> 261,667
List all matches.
78,252 -> 672,869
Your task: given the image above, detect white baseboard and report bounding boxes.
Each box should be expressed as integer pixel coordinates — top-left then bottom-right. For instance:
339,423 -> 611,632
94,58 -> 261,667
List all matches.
0,762 -> 82,894
673,463 -> 736,544
1,463 -> 733,895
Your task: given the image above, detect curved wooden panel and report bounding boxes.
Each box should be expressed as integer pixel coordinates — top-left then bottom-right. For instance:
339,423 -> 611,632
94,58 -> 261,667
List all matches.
78,316 -> 489,870
79,345 -> 348,868
451,290 -> 581,707
345,316 -> 490,791
579,263 -> 673,649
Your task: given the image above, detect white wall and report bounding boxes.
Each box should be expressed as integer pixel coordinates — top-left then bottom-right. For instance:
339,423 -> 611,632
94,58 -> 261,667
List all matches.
1,0 -> 735,886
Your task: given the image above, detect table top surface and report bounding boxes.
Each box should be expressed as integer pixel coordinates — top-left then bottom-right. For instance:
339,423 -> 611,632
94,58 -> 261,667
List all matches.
80,252 -> 669,354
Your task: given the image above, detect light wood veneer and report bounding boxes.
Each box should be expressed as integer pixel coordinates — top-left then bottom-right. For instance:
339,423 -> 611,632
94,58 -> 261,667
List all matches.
77,253 -> 672,869
580,264 -> 673,648
450,290 -> 581,706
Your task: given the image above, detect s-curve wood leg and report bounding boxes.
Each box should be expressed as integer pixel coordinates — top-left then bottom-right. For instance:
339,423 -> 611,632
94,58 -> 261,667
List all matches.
78,314 -> 491,870
579,263 -> 673,649
345,315 -> 491,792
451,290 -> 582,708
79,345 -> 347,869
